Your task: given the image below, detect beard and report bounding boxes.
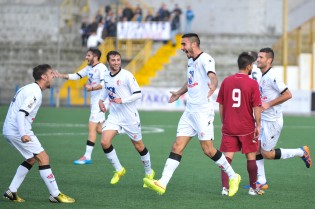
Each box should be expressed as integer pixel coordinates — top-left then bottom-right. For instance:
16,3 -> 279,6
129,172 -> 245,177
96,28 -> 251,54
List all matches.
87,59 -> 94,66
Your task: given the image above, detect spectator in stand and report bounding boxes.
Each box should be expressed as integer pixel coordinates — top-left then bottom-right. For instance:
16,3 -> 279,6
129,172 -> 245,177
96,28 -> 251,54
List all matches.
96,21 -> 104,42
104,5 -> 111,16
145,10 -> 154,22
185,6 -> 195,33
95,10 -> 103,24
107,17 -> 117,37
153,11 -> 161,22
87,24 -> 103,48
80,17 -> 89,46
158,3 -> 171,21
170,10 -> 180,46
122,2 -> 134,21
134,4 -> 143,22
172,4 -> 182,32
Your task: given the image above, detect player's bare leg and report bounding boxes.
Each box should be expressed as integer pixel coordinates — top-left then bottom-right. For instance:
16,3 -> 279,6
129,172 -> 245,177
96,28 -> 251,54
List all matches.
74,121 -> 103,165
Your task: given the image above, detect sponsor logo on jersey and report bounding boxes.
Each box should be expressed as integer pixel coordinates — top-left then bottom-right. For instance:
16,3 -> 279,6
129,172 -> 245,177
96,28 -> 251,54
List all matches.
187,70 -> 198,88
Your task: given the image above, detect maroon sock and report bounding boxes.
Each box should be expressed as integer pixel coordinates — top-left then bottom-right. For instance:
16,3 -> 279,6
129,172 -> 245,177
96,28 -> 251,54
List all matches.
221,157 -> 232,188
247,159 -> 258,189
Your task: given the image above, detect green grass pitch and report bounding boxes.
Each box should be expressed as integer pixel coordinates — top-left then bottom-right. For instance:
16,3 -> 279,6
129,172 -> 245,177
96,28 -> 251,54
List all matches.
0,106 -> 314,209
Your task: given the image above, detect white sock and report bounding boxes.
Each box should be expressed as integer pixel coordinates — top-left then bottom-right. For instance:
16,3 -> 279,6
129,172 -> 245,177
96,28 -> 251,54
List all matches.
39,166 -> 60,197
215,155 -> 236,179
280,148 -> 304,159
84,145 -> 94,160
9,165 -> 31,192
256,159 -> 267,183
140,152 -> 152,175
159,158 -> 180,187
105,149 -> 123,171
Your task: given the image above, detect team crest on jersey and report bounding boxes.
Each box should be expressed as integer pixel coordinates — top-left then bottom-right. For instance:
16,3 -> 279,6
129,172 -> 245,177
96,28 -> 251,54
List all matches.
116,80 -> 121,86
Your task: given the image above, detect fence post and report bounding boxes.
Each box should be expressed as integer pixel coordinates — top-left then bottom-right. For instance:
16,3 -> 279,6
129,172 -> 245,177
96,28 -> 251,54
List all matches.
67,87 -> 71,107
84,87 -> 87,107
50,86 -> 54,107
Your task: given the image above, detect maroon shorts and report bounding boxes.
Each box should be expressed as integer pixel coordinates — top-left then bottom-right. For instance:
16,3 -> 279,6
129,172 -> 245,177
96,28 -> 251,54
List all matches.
220,132 -> 258,154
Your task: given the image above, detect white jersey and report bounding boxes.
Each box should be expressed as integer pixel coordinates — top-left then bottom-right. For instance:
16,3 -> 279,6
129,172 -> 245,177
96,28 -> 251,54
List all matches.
249,64 -> 262,83
186,52 -> 215,112
3,83 -> 42,137
68,63 -> 108,113
102,68 -> 141,125
259,67 -> 288,121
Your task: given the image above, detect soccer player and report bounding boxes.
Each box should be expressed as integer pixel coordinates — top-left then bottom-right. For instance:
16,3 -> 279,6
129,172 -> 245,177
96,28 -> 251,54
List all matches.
248,51 -> 262,83
2,64 -> 75,203
55,48 -> 108,165
217,52 -> 263,196
255,47 -> 312,190
143,33 -> 241,197
98,50 -> 154,185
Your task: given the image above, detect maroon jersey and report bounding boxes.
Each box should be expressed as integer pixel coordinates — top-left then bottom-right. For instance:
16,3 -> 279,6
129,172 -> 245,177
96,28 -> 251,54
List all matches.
216,73 -> 261,136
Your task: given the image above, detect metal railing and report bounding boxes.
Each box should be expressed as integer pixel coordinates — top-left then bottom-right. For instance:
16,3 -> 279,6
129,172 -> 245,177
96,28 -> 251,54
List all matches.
124,39 -> 152,74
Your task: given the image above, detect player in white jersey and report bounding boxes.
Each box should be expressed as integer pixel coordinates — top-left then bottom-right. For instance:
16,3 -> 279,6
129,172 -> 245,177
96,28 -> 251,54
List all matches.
254,48 -> 312,190
248,51 -> 262,83
143,33 -> 241,197
55,48 -> 108,165
2,64 -> 75,203
98,50 -> 154,186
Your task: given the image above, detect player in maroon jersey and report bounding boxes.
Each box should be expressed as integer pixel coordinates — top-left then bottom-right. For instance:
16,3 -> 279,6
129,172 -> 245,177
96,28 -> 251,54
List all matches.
216,52 -> 263,195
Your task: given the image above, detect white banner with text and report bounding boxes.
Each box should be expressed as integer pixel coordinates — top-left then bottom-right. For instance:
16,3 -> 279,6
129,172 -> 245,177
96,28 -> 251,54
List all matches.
117,22 -> 170,40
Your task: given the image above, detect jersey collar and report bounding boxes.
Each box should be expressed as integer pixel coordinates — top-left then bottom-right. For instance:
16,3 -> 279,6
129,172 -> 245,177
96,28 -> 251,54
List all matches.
92,62 -> 100,68
193,52 -> 203,61
262,67 -> 272,77
110,68 -> 122,77
34,81 -> 43,91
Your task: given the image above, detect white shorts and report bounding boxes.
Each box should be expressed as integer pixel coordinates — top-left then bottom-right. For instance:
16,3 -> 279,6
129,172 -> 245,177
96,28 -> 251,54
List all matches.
89,111 -> 105,123
260,117 -> 283,151
177,111 -> 214,141
4,134 -> 44,159
102,121 -> 142,141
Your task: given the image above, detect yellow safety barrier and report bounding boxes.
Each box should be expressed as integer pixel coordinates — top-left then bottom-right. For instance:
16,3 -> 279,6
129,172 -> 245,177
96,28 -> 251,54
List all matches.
133,35 -> 182,86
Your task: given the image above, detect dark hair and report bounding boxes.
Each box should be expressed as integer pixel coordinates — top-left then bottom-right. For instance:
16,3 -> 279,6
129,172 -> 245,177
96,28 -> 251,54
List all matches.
106,50 -> 121,62
182,33 -> 200,47
259,47 -> 274,63
248,51 -> 258,61
88,48 -> 102,61
33,64 -> 51,81
238,52 -> 254,70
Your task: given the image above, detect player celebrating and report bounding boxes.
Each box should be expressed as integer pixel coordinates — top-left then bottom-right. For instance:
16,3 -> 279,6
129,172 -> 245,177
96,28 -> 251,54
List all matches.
55,48 -> 108,165
98,50 -> 154,185
255,47 -> 312,189
143,33 -> 241,197
2,64 -> 75,203
217,52 -> 263,196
